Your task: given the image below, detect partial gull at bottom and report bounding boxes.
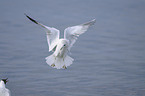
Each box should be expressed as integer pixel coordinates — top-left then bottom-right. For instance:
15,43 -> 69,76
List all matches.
0,78 -> 10,96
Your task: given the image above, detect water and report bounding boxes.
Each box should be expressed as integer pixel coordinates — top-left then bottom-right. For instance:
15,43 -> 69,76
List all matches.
0,0 -> 145,96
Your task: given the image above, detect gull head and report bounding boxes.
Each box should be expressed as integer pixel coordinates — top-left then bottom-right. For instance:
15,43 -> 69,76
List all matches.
58,39 -> 69,50
1,78 -> 8,84
54,39 -> 69,57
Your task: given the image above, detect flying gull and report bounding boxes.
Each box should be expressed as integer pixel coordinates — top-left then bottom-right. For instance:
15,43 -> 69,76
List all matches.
25,14 -> 96,69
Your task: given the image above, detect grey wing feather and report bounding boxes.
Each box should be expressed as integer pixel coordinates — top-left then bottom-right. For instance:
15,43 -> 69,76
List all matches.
64,19 -> 96,50
25,14 -> 60,51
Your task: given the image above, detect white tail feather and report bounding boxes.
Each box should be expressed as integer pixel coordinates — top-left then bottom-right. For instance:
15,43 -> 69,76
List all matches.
45,54 -> 74,69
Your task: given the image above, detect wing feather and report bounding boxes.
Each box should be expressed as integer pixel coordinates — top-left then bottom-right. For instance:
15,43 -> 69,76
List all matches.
64,19 -> 96,50
25,14 -> 59,51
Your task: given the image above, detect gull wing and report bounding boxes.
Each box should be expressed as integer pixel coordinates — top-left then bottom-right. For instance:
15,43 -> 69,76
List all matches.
64,19 -> 96,50
25,14 -> 59,51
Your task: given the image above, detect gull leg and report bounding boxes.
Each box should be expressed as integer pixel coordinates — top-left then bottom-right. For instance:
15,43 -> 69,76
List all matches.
63,65 -> 67,69
51,64 -> 55,67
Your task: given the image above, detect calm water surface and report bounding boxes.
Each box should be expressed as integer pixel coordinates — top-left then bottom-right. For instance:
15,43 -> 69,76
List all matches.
0,0 -> 145,96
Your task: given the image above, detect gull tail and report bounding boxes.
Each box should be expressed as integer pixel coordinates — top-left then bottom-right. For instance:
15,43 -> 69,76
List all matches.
45,54 -> 74,69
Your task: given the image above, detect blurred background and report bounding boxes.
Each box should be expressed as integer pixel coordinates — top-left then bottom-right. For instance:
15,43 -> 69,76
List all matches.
0,0 -> 145,96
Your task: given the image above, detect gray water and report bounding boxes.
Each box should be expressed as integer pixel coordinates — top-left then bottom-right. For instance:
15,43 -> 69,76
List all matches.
0,0 -> 145,96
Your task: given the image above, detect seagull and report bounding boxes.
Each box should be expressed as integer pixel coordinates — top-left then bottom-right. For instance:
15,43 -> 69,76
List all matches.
25,14 -> 96,69
0,78 -> 11,96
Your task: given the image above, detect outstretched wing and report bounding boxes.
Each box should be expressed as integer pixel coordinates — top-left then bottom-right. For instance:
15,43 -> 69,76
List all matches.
25,14 -> 59,51
64,19 -> 96,50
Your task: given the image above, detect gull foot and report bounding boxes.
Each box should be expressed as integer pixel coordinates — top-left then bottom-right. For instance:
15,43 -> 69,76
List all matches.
63,65 -> 67,69
51,64 -> 55,67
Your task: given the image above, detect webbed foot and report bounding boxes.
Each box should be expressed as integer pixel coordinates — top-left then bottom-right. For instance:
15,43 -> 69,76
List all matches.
63,65 -> 67,69
51,64 -> 55,67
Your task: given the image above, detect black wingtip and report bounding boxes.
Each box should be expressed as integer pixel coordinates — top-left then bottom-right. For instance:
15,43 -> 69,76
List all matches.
24,13 -> 38,24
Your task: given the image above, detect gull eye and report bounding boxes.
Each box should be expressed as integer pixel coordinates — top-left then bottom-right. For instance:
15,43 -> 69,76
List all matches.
64,44 -> 66,46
